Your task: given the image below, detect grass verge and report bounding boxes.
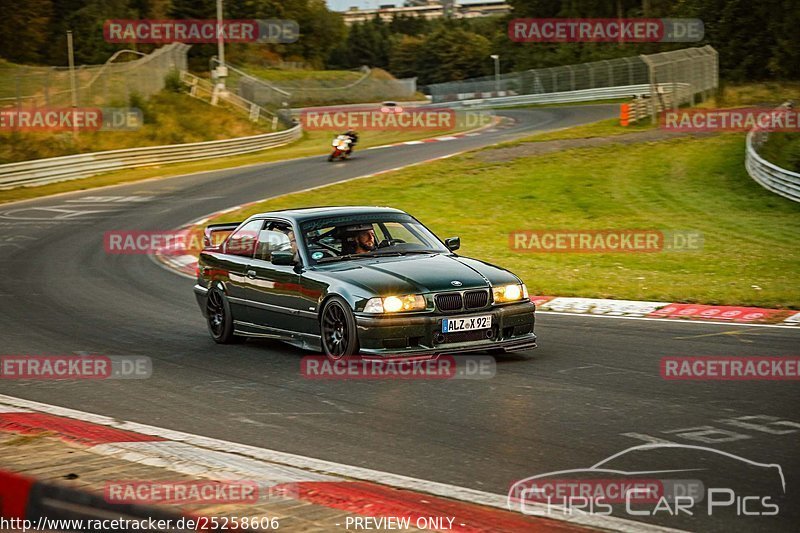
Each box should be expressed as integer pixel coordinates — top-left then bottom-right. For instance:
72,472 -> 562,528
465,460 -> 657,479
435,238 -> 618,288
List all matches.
205,129 -> 800,309
759,133 -> 800,172
0,91 -> 272,165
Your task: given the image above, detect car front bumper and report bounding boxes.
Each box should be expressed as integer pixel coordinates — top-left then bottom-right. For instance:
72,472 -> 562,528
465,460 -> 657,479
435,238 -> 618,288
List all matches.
354,300 -> 536,357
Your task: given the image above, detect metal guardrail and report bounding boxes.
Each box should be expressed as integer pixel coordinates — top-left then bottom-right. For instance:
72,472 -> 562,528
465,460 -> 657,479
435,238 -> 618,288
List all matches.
429,84 -> 654,109
746,109 -> 800,203
0,124 -> 302,189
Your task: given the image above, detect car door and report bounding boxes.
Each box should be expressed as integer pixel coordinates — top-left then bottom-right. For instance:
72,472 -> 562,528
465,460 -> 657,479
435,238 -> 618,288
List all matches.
220,219 -> 265,323
243,220 -> 305,335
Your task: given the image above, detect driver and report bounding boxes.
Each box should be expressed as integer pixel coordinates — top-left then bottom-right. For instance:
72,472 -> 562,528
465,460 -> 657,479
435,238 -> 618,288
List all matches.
340,224 -> 376,254
353,228 -> 376,254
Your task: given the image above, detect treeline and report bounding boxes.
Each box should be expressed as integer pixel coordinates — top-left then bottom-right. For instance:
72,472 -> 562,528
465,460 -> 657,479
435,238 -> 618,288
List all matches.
334,0 -> 799,84
0,0 -> 345,69
0,0 -> 796,84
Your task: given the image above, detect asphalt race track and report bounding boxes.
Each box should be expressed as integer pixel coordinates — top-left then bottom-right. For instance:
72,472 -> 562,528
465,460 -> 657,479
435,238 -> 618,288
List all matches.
1,104 -> 798,532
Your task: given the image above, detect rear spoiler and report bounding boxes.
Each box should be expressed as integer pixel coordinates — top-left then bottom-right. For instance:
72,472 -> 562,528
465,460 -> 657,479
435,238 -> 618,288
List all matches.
203,222 -> 242,249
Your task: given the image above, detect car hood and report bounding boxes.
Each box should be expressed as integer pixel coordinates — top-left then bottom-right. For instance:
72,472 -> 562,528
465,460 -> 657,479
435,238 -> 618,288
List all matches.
315,253 -> 520,295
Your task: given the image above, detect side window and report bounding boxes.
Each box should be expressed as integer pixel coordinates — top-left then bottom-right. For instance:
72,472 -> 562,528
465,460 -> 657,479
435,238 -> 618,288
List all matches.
225,220 -> 263,258
255,222 -> 295,262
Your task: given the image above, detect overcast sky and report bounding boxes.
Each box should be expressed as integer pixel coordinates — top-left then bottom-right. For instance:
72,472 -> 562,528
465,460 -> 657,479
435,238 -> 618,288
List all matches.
326,0 -> 492,12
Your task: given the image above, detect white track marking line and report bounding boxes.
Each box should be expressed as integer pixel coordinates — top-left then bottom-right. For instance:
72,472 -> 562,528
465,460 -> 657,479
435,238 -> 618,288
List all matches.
538,311 -> 800,329
0,394 -> 685,533
90,441 -> 336,484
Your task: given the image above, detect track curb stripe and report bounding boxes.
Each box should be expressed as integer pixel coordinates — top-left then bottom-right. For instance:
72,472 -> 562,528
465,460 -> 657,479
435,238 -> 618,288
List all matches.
0,412 -> 165,445
286,481 -> 588,532
0,395 -> 685,533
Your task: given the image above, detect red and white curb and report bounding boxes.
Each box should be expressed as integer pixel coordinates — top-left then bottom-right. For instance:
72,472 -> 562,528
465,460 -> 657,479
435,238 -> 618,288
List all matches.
531,296 -> 800,327
0,394 -> 683,533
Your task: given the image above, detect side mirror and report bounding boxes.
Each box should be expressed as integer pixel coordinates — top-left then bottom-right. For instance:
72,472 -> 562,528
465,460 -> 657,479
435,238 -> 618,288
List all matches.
271,250 -> 295,266
445,237 -> 460,252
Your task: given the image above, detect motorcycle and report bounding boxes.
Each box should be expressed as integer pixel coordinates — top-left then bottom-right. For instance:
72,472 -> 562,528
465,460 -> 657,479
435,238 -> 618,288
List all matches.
328,134 -> 353,162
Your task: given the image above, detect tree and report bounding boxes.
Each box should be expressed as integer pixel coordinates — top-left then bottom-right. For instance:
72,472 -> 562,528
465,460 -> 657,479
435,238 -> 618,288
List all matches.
0,0 -> 53,64
389,35 -> 425,79
416,28 -> 492,84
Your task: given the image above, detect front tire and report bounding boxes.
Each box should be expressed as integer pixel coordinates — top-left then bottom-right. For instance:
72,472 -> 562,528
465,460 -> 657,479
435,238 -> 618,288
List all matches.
320,297 -> 359,360
206,289 -> 242,344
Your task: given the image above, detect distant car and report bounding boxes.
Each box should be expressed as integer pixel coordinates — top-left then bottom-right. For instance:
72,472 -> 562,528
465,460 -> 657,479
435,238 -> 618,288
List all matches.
194,206 -> 536,359
380,101 -> 403,113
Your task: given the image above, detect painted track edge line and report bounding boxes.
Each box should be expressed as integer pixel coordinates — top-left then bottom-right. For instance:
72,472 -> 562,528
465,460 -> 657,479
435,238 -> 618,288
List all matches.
0,394 -> 686,533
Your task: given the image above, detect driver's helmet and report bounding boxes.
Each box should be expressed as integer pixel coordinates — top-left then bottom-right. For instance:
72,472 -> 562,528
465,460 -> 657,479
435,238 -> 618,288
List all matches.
345,129 -> 356,136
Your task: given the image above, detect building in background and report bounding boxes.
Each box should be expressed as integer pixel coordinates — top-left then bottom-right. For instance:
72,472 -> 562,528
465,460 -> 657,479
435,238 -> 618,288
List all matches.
341,0 -> 510,25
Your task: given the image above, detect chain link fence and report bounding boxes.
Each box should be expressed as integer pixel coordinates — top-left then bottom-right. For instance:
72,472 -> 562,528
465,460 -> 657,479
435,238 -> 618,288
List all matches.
426,46 -> 718,109
0,44 -> 189,108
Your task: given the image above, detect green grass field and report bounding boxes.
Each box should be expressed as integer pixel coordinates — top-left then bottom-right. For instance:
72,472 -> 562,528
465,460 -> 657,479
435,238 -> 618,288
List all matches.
208,125 -> 800,309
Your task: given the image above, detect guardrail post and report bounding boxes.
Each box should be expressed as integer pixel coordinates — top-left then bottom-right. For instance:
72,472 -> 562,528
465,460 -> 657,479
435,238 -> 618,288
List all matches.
639,54 -> 658,124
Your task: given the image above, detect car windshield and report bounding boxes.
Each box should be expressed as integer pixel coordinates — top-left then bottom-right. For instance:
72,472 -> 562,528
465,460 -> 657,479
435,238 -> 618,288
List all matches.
301,213 -> 449,264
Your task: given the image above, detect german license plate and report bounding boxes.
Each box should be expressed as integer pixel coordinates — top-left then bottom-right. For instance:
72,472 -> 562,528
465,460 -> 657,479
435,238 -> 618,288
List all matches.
442,315 -> 492,333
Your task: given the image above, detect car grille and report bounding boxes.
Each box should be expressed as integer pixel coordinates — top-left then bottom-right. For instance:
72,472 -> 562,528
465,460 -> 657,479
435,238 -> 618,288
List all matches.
435,293 -> 463,312
442,330 -> 490,343
464,290 -> 488,309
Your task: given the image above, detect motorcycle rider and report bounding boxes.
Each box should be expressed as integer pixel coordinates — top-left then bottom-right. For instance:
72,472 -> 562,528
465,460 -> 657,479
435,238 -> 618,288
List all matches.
342,129 -> 358,154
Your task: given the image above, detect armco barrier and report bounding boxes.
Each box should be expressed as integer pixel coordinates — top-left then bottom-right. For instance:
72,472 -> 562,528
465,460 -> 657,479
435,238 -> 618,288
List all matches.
745,104 -> 800,203
429,84 -> 654,109
0,124 -> 302,190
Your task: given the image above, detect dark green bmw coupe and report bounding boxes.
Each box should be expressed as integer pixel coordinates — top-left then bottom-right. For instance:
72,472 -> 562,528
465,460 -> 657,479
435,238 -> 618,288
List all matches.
194,206 -> 536,359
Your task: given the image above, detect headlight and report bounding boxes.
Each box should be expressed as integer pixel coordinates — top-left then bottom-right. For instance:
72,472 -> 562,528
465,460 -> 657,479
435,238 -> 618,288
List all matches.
493,283 -> 527,303
364,294 -> 426,313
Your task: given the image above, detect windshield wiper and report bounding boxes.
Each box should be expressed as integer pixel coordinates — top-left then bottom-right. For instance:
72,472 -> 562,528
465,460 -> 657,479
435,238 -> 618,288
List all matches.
315,250 -> 437,263
364,250 -> 438,257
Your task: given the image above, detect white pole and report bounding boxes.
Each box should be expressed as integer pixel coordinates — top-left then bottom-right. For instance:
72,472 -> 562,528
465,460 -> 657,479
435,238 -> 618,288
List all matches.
67,31 -> 78,138
490,55 -> 500,94
216,0 -> 226,91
